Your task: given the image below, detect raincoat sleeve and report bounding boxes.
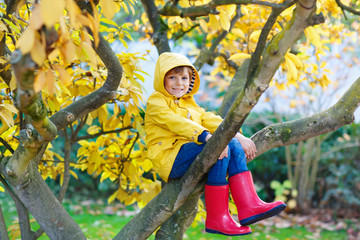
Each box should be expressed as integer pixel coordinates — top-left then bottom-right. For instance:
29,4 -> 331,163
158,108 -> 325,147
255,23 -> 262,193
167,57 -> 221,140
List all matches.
199,107 -> 223,133
146,94 -> 207,143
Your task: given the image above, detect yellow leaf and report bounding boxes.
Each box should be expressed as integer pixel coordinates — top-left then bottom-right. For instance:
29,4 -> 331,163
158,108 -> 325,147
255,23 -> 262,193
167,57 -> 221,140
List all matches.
29,5 -> 44,30
228,53 -> 251,60
304,26 -> 321,48
123,112 -> 131,127
40,0 -> 65,27
284,54 -> 298,81
34,70 -> 46,93
0,109 -> 14,127
199,18 -> 208,32
30,37 -> 46,65
285,52 -> 304,69
208,14 -> 220,30
231,28 -> 245,39
108,189 -> 119,204
1,103 -> 17,113
80,42 -> 98,67
67,0 -> 82,28
290,100 -> 296,108
249,30 -> 261,42
275,81 -> 286,91
47,99 -> 57,112
101,0 -> 117,19
45,70 -> 56,95
87,125 -> 101,135
219,11 -> 230,32
18,28 -> 35,54
53,65 -> 72,85
0,185 -> 4,192
9,74 -> 16,91
70,170 -> 78,180
280,5 -> 295,17
60,41 -> 76,64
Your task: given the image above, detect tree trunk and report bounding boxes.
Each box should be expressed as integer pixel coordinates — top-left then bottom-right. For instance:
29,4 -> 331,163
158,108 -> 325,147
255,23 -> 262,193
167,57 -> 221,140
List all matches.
0,160 -> 86,240
155,193 -> 201,240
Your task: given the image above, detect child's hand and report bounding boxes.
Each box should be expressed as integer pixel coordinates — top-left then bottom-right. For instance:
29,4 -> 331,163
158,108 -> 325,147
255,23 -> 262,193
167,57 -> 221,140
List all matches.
205,134 -> 228,160
235,133 -> 257,159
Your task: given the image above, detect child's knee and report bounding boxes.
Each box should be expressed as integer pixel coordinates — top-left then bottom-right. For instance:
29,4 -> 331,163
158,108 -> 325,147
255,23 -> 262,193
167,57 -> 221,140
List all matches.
229,138 -> 242,149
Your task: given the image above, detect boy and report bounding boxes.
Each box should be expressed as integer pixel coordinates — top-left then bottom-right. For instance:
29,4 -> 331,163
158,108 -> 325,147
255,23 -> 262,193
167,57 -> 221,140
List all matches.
145,52 -> 286,236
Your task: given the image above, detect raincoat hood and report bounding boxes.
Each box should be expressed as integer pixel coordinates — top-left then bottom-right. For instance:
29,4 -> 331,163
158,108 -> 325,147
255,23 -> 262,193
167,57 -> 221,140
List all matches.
154,52 -> 200,98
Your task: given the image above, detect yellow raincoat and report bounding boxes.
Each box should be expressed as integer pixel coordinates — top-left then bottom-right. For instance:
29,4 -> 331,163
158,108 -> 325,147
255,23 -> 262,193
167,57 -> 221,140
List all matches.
145,52 -> 223,181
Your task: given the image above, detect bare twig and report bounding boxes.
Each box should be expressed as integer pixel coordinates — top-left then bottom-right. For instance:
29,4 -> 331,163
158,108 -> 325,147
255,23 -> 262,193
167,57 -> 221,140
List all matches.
57,132 -> 71,203
335,0 -> 360,16
0,138 -> 14,154
159,0 -> 293,18
74,126 -> 132,141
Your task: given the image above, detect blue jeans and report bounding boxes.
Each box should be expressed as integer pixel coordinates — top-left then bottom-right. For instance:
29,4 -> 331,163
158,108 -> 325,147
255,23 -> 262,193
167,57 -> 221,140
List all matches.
169,138 -> 248,185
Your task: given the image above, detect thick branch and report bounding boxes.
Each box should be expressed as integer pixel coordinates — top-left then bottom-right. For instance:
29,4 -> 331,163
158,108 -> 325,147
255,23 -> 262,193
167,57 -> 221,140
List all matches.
5,0 -> 21,15
0,160 -> 86,240
114,178 -> 207,239
155,193 -> 201,240
250,77 -> 360,159
141,0 -> 171,54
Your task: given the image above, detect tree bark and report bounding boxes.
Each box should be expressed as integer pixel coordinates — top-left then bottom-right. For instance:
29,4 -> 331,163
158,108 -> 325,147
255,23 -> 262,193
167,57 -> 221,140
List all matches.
155,193 -> 201,240
0,205 -> 9,240
141,0 -> 170,54
0,160 -> 86,240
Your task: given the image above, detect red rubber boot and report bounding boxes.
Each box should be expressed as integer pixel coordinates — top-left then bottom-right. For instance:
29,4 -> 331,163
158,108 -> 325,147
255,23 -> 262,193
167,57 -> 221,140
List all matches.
229,171 -> 286,226
205,184 -> 252,236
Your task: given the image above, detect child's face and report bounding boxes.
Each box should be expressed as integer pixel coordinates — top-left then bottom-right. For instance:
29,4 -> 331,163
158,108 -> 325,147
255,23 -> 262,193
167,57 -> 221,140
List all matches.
164,68 -> 190,98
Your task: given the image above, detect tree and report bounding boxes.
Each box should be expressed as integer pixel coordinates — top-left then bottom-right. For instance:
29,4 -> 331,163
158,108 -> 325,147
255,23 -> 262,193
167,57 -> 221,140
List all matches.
0,0 -> 359,240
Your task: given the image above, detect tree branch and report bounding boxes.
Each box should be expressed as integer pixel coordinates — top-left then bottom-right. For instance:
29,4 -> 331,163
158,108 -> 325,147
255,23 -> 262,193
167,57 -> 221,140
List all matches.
0,138 -> 14,154
141,0 -> 171,54
247,1 -> 295,81
193,4 -> 242,70
250,77 -> 360,159
50,34 -> 122,131
158,0 -> 294,18
0,205 -> 9,240
74,126 -> 132,141
335,0 -> 360,16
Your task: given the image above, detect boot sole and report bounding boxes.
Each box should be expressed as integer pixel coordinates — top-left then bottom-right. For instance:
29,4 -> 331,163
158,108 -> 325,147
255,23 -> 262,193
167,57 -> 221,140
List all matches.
205,228 -> 252,236
240,204 -> 286,226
